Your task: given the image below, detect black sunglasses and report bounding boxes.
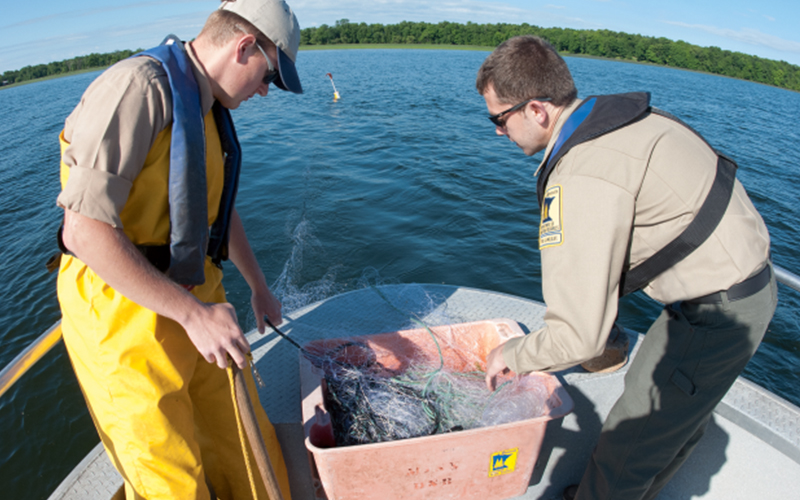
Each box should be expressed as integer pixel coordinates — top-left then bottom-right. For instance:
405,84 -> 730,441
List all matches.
488,97 -> 552,127
254,41 -> 280,86
236,24 -> 279,86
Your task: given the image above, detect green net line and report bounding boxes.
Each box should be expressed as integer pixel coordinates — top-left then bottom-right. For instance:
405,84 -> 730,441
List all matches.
312,287 -> 517,446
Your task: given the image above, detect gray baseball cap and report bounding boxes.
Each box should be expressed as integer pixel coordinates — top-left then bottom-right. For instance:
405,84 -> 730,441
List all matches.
219,0 -> 303,94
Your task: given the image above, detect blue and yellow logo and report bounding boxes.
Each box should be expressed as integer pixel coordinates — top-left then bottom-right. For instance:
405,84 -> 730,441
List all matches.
539,185 -> 563,249
488,448 -> 518,477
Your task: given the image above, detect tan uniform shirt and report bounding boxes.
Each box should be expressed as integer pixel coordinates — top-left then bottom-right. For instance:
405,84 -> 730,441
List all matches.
502,98 -> 771,373
57,43 -> 215,228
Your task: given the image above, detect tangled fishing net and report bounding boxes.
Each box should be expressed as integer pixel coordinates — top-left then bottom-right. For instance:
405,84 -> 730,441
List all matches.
301,319 -> 551,447
261,231 -> 553,447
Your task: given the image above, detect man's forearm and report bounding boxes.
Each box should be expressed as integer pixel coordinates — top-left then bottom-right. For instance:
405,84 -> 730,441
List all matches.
227,208 -> 282,328
61,208 -> 251,368
61,209 -> 200,323
228,209 -> 268,291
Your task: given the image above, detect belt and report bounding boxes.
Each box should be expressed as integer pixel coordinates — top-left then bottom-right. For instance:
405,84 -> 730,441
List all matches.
687,263 -> 772,304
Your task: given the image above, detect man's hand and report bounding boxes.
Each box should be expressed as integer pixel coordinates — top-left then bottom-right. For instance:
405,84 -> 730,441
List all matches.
252,283 -> 282,334
485,343 -> 512,391
62,209 -> 250,370
183,302 -> 250,369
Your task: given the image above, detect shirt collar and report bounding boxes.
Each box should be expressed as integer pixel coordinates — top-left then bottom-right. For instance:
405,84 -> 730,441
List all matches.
534,98 -> 584,177
185,42 -> 215,116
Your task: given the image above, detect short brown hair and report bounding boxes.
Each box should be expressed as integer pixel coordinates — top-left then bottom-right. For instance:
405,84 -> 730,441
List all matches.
476,36 -> 577,107
198,8 -> 273,49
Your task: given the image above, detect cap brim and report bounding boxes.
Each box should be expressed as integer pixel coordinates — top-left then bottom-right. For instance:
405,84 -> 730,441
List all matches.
274,47 -> 302,94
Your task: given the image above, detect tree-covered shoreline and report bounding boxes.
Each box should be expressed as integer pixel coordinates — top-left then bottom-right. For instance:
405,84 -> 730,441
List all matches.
3,20 -> 799,92
302,20 -> 800,91
1,49 -> 140,88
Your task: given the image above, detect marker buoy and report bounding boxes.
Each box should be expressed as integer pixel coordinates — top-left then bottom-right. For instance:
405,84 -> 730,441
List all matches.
326,72 -> 340,101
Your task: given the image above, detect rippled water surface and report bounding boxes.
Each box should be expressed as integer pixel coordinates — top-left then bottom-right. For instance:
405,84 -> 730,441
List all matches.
1,49 -> 799,499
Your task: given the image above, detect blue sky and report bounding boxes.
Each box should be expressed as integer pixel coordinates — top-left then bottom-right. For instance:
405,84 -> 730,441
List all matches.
2,0 -> 799,73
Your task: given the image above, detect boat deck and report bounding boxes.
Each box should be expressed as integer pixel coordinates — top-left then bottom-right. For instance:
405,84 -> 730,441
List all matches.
49,284 -> 800,499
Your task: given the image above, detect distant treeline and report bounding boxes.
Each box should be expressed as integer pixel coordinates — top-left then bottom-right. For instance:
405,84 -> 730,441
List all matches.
4,20 -> 799,92
1,50 -> 139,86
302,20 -> 800,92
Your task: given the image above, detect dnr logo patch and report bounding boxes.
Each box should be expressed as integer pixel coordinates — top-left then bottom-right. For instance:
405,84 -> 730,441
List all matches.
539,185 -> 563,249
488,448 -> 518,477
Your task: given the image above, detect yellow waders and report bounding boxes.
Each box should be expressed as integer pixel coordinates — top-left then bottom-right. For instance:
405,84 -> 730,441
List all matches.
57,113 -> 291,500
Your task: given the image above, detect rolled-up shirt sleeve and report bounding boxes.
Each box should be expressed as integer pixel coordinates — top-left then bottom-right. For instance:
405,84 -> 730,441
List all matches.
502,168 -> 635,373
57,58 -> 170,228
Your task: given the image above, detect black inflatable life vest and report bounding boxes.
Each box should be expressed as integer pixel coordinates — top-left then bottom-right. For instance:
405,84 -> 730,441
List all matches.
536,92 -> 738,297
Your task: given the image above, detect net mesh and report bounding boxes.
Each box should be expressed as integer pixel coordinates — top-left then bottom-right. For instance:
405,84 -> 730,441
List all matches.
260,219 -> 551,446
301,320 -> 550,447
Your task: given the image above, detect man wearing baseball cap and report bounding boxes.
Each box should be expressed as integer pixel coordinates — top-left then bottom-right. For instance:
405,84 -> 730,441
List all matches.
54,1 -> 301,498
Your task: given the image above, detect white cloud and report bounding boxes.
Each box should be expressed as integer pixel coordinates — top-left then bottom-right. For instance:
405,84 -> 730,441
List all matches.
290,0 -> 605,33
665,21 -> 800,56
293,0 -> 540,25
3,1 -> 210,29
0,12 -> 207,72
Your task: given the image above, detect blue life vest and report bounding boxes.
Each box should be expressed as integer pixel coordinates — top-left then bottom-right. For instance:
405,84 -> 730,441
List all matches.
135,36 -> 241,285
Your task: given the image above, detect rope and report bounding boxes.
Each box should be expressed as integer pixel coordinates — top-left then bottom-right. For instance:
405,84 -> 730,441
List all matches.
227,361 -> 259,500
227,355 -> 285,500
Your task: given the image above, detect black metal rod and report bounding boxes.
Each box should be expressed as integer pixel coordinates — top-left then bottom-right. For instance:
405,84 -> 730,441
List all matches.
263,316 -> 308,353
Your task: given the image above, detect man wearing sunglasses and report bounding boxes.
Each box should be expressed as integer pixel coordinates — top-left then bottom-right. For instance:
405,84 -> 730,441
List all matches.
478,36 -> 775,500
54,1 -> 301,498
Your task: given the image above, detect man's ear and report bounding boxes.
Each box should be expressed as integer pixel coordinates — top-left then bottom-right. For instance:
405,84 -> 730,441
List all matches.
526,100 -> 550,126
233,33 -> 256,64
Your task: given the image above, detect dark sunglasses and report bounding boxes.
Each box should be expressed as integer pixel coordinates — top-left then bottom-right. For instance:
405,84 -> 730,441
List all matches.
236,24 -> 279,86
254,42 -> 280,86
488,97 -> 552,127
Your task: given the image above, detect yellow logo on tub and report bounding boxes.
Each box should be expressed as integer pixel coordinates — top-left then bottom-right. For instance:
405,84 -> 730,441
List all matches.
488,448 -> 518,477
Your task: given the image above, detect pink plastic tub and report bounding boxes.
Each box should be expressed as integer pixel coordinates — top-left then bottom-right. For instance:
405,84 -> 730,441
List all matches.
299,318 -> 573,500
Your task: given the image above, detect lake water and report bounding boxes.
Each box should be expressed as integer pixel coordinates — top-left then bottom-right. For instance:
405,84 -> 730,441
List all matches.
1,49 -> 799,499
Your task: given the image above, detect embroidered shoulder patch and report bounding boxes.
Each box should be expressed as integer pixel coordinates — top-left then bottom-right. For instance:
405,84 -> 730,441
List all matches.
539,185 -> 564,249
